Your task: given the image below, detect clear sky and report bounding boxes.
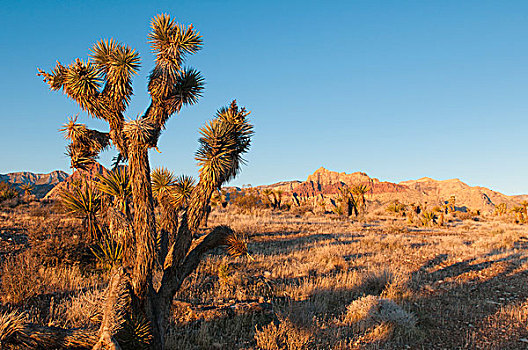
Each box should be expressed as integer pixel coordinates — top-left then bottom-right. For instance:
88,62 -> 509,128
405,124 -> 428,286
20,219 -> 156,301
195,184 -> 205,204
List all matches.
1,0 -> 527,195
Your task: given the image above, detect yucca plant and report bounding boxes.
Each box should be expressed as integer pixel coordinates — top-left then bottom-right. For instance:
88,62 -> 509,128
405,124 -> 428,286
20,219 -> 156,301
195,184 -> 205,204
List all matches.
351,184 -> 370,215
19,183 -> 34,197
495,203 -> 508,216
421,211 -> 437,227
337,186 -> 358,217
225,232 -> 251,258
151,167 -> 176,201
386,200 -> 406,215
91,237 -> 125,270
59,179 -> 102,240
95,166 -> 132,218
171,174 -> 195,209
511,206 -> 525,223
116,314 -> 153,350
15,14 -> 255,350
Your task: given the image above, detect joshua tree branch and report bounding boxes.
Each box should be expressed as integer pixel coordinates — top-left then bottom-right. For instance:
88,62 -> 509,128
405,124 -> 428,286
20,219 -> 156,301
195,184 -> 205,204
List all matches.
158,225 -> 232,303
0,313 -> 98,350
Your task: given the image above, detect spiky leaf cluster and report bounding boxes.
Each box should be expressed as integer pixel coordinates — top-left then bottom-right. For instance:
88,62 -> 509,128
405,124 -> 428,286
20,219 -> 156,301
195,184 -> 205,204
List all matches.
91,39 -> 140,113
61,116 -> 110,169
123,119 -> 157,146
196,101 -> 253,188
171,174 -> 195,208
96,167 -> 131,214
19,183 -> 34,196
0,311 -> 30,348
91,237 -> 124,269
116,314 -> 153,350
225,233 -> 249,258
151,167 -> 176,201
59,179 -> 102,239
351,184 -> 370,196
148,14 -> 202,79
59,180 -> 101,218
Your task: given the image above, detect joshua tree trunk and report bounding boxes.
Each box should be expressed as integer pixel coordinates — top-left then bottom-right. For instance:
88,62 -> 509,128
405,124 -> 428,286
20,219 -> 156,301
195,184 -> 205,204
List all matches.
128,144 -> 157,301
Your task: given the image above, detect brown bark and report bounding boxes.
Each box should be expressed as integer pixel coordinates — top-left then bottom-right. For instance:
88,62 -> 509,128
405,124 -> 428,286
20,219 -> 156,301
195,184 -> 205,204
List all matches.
164,180 -> 216,270
128,144 -> 157,301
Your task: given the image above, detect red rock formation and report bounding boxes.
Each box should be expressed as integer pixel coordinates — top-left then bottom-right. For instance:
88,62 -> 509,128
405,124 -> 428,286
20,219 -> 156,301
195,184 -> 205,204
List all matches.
44,163 -> 108,199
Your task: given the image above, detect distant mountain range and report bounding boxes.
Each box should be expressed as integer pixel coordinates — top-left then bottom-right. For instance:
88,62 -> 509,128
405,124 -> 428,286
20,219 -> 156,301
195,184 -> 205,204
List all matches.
0,170 -> 69,198
1,166 -> 525,212
258,167 -> 525,213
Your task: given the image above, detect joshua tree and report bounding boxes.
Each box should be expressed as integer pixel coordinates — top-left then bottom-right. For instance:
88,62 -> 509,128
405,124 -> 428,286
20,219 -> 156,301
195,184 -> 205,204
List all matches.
19,182 -> 34,197
262,188 -> 282,210
351,184 -> 369,215
337,186 -> 357,217
511,206 -> 525,223
421,211 -> 437,227
273,190 -> 283,210
0,14 -> 254,350
447,195 -> 456,213
495,203 -> 508,216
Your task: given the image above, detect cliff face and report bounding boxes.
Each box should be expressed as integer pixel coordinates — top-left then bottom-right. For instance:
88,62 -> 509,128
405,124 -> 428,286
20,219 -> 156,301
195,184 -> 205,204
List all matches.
400,177 -> 519,212
260,167 -> 523,212
306,167 -> 375,185
0,170 -> 69,198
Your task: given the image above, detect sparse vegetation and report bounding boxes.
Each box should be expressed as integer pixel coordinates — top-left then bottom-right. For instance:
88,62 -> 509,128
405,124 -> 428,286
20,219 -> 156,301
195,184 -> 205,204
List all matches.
3,198 -> 528,349
0,182 -> 19,202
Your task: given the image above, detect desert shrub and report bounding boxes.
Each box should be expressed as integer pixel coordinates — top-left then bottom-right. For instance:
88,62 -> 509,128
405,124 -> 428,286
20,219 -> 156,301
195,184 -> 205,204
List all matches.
362,268 -> 396,296
0,231 -> 102,305
420,211 -> 437,227
32,234 -> 95,267
255,315 -> 314,350
386,201 -> 407,216
0,253 -> 41,304
0,182 -> 19,202
231,191 -> 266,212
343,295 -> 417,335
494,203 -> 508,216
380,274 -> 412,302
290,204 -> 314,217
25,201 -> 58,217
49,288 -> 105,328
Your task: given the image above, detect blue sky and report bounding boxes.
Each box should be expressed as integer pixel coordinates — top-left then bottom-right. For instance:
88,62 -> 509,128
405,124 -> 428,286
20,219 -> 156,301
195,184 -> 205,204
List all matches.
1,0 -> 527,194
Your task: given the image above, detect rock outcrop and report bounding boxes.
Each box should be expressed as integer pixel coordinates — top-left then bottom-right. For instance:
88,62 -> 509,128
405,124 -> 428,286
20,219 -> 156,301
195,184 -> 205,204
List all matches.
0,170 -> 69,198
44,163 -> 108,199
259,167 -> 524,213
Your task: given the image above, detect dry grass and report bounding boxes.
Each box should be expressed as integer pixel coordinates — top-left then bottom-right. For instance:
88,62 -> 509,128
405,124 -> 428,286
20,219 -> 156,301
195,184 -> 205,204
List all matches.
2,202 -> 528,348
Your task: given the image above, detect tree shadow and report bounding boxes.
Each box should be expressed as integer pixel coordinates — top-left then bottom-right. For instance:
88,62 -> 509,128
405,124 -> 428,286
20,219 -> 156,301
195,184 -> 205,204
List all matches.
407,250 -> 528,349
251,232 -> 361,256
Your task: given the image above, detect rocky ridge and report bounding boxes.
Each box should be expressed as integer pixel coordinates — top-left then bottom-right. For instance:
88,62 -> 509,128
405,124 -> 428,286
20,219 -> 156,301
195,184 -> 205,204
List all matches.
259,167 -> 522,212
0,170 -> 69,198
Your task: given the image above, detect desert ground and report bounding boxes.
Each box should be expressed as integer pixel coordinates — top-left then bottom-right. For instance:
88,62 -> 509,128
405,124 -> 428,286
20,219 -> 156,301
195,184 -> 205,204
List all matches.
2,196 -> 528,349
